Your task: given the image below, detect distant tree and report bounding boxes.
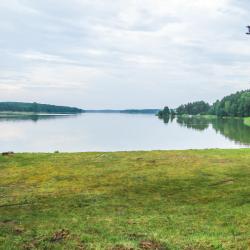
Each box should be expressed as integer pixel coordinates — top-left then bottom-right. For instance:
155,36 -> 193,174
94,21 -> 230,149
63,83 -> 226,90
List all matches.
158,106 -> 170,118
170,109 -> 176,116
163,106 -> 170,115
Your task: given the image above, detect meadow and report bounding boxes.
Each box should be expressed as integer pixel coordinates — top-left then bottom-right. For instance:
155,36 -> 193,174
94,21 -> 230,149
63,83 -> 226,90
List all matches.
0,150 -> 249,249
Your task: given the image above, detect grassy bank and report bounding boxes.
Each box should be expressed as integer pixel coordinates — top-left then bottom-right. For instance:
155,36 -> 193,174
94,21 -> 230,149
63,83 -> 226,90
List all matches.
178,114 -> 218,119
0,150 -> 249,249
244,117 -> 250,127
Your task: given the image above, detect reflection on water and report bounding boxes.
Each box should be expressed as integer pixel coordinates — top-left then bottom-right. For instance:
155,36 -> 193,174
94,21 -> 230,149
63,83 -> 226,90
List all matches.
176,116 -> 210,131
0,113 -> 249,152
0,114 -> 77,122
161,115 -> 250,146
211,118 -> 250,145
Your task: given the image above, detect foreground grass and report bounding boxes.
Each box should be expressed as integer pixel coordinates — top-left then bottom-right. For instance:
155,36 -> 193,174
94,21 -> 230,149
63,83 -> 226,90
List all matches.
0,150 -> 249,250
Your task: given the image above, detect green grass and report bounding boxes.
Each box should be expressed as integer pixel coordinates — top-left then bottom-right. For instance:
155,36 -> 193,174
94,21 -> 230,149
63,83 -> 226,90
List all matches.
183,114 -> 217,119
0,150 -> 249,249
244,117 -> 250,127
196,115 -> 217,119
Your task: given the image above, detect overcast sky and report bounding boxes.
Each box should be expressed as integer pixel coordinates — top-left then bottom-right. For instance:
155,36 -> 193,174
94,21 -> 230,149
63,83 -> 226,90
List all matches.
0,0 -> 249,109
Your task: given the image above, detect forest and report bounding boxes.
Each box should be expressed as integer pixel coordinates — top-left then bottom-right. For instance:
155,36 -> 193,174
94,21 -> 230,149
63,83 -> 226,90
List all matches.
0,102 -> 83,114
159,89 -> 250,117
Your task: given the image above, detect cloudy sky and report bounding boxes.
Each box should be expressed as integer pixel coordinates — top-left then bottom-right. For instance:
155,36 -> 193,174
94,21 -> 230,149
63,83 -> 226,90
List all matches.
0,0 -> 249,109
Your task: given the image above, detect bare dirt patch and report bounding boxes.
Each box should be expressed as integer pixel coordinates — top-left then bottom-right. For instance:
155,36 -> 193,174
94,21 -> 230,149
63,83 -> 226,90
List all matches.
50,229 -> 70,242
13,225 -> 25,235
2,151 -> 15,156
109,245 -> 134,250
139,240 -> 167,250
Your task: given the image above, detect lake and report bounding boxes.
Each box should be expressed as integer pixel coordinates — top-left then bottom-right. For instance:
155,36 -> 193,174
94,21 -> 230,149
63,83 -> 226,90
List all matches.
0,113 -> 250,152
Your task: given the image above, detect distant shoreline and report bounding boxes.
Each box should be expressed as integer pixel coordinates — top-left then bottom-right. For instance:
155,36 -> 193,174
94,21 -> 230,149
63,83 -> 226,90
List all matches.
0,112 -> 75,116
85,109 -> 160,114
0,109 -> 160,115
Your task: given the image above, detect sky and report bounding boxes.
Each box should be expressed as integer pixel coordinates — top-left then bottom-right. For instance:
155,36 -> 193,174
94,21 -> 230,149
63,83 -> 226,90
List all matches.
0,0 -> 250,109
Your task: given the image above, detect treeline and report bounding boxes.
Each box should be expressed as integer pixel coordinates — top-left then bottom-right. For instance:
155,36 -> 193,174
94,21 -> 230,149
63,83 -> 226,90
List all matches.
158,101 -> 210,117
0,102 -> 83,114
209,90 -> 250,117
176,101 -> 210,115
120,109 -> 160,114
85,109 -> 160,114
158,90 -> 250,118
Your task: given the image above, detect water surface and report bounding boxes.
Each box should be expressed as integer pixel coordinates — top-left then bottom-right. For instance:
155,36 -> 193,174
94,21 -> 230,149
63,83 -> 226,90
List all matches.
0,113 -> 249,152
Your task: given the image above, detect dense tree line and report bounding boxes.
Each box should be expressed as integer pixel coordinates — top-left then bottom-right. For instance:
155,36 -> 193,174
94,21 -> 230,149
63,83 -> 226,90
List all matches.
0,102 -> 83,113
158,90 -> 250,118
209,90 -> 250,117
176,101 -> 210,115
158,101 -> 209,117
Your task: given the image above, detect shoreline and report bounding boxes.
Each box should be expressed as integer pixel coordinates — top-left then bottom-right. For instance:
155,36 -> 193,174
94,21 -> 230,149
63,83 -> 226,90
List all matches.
2,147 -> 250,154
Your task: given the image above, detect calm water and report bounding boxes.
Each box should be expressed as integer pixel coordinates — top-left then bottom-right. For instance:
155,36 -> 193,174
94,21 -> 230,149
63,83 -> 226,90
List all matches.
0,113 -> 250,152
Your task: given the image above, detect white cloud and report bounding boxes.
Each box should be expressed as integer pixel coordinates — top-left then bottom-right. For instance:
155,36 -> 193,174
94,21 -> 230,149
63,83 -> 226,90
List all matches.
0,63 -> 106,95
0,0 -> 249,108
18,51 -> 78,64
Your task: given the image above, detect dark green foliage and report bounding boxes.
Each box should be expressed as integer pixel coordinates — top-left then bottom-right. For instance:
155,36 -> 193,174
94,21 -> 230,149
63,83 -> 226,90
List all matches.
176,101 -> 210,115
158,106 -> 170,117
170,108 -> 176,116
209,90 -> 250,117
0,102 -> 83,114
159,89 -> 250,117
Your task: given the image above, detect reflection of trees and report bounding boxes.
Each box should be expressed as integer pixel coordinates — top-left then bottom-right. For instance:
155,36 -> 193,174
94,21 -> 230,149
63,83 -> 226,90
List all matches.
158,115 -> 175,124
0,114 -> 77,123
211,118 -> 250,145
162,115 -> 170,124
176,116 -> 210,131
172,116 -> 250,145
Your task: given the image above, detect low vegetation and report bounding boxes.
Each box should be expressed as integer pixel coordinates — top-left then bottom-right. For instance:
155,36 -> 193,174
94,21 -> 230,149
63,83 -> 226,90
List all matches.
0,150 -> 249,249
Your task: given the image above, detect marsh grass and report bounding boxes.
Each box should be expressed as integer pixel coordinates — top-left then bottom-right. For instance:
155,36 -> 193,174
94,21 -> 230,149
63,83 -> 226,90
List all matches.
0,150 -> 249,249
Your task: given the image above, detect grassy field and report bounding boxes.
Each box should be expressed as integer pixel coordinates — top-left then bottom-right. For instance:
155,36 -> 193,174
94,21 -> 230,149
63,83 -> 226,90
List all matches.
0,150 -> 249,250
